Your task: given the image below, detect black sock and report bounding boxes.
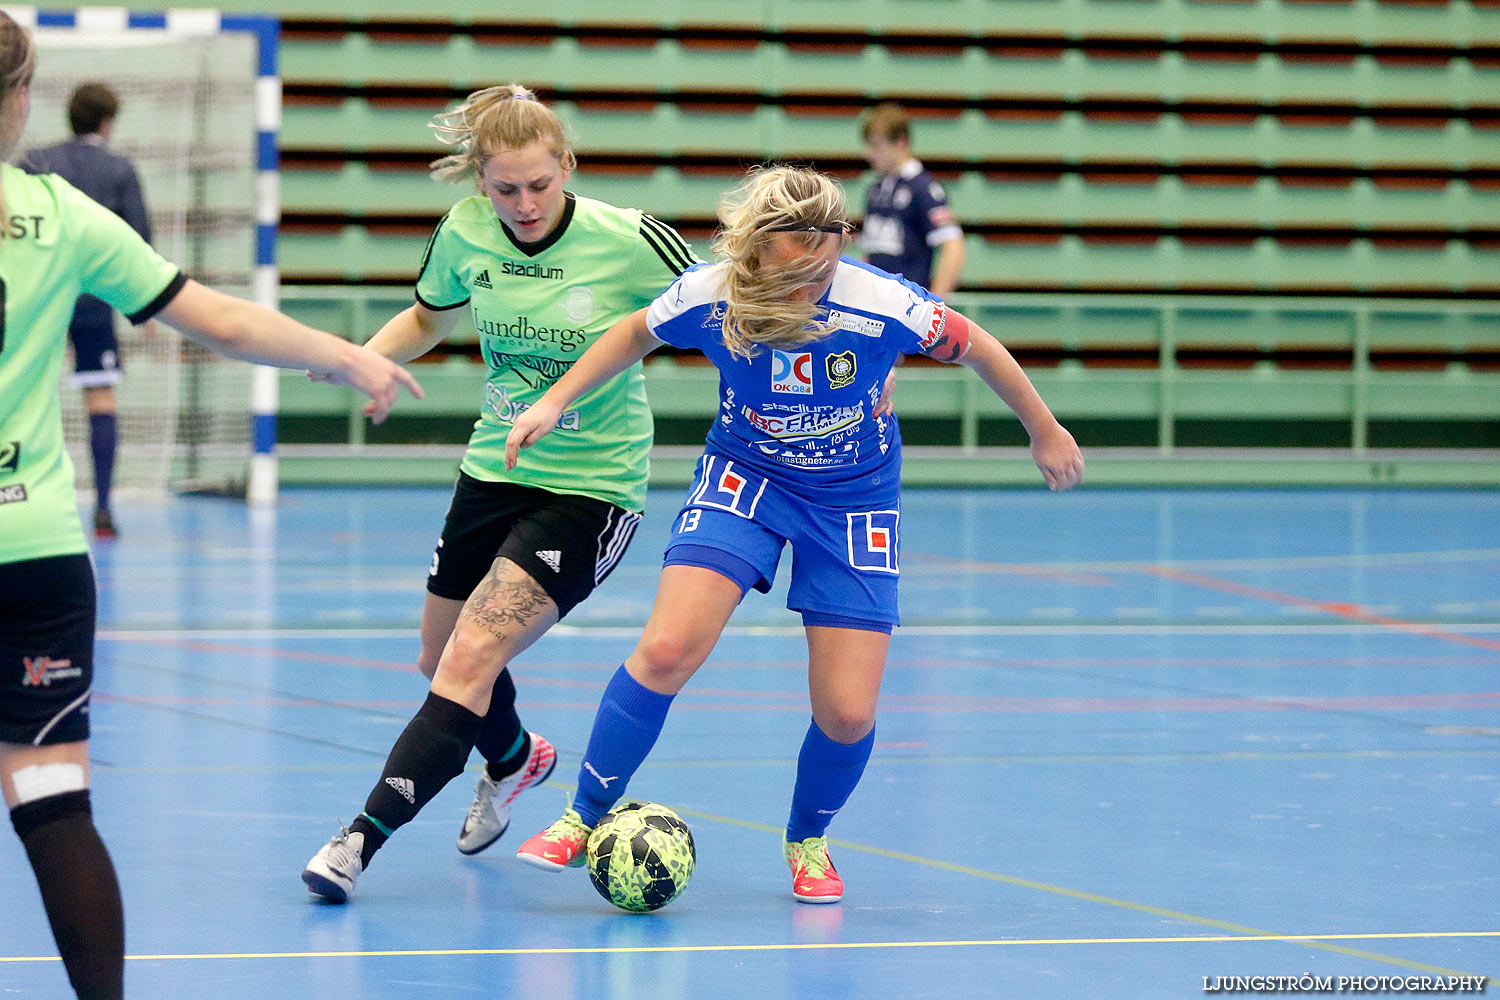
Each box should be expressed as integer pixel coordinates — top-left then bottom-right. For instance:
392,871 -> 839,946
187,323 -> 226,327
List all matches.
88,413 -> 116,514
354,691 -> 483,867
12,790 -> 125,1000
485,732 -> 531,782
473,668 -> 526,780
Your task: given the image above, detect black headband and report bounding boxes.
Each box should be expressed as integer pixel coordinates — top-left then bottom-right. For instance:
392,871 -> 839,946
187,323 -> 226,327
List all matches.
764,223 -> 849,234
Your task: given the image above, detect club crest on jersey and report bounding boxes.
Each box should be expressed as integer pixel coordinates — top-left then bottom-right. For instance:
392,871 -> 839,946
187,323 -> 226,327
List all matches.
563,286 -> 594,323
825,351 -> 856,389
918,301 -> 948,352
771,350 -> 813,394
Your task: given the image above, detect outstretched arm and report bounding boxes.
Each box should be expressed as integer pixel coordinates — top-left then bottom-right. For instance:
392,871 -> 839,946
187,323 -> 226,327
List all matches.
157,279 -> 423,424
305,303 -> 458,422
505,307 -> 663,468
363,302 -> 462,364
946,311 -> 1084,491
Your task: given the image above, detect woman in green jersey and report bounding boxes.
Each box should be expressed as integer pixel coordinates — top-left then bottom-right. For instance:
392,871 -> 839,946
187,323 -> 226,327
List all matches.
0,15 -> 420,1000
302,84 -> 699,903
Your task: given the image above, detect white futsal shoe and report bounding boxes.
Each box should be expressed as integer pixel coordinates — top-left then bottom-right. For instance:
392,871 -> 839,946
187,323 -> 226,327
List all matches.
302,826 -> 364,903
457,732 -> 558,855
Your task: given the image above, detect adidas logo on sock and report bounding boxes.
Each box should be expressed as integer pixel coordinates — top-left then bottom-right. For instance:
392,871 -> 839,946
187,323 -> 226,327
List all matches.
535,549 -> 562,573
474,269 -> 492,289
385,776 -> 416,804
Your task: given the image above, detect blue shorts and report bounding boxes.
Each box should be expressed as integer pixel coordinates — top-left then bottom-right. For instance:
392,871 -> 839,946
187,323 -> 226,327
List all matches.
68,295 -> 122,388
662,453 -> 899,633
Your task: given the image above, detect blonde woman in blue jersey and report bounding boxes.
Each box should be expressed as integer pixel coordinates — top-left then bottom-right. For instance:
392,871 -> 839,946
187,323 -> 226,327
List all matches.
0,16 -> 420,999
302,84 -> 698,903
508,165 -> 1083,903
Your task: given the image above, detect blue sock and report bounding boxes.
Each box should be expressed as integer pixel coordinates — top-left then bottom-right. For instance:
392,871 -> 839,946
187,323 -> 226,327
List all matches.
88,413 -> 116,513
785,720 -> 875,843
572,665 -> 675,827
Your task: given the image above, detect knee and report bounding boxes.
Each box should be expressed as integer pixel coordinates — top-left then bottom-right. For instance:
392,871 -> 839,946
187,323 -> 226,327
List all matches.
436,624 -> 501,688
630,629 -> 705,689
814,709 -> 876,746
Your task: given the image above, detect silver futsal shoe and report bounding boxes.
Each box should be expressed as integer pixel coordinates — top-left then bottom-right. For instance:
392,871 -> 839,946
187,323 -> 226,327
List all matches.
302,826 -> 364,903
457,732 -> 558,855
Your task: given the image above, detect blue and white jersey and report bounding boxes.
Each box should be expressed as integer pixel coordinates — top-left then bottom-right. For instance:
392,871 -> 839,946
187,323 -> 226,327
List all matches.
859,158 -> 961,290
647,257 -> 956,506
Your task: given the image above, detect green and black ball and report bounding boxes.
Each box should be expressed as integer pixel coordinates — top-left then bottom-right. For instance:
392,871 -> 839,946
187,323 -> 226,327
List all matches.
586,801 -> 696,912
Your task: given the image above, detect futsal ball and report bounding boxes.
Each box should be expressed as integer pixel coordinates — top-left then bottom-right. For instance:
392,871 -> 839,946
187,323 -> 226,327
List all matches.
586,801 -> 696,912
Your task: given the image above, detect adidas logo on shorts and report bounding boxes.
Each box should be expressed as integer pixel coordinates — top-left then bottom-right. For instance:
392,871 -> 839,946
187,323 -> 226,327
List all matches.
535,549 -> 562,573
385,776 -> 416,803
474,269 -> 492,289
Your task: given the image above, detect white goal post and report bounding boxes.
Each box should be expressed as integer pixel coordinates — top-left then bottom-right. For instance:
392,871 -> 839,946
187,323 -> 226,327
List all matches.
7,6 -> 281,503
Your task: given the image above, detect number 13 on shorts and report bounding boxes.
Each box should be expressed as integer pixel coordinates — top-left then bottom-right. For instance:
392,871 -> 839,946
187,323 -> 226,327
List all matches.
847,510 -> 900,573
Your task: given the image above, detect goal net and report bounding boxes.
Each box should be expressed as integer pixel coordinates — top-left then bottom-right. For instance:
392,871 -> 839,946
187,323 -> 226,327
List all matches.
18,13 -> 266,498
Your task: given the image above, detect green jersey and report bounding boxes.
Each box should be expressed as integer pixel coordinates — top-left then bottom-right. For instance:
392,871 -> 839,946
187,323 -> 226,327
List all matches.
416,192 -> 697,512
0,165 -> 183,565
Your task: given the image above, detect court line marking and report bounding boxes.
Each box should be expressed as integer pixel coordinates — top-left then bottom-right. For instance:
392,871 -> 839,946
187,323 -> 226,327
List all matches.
3,931 -> 1497,964
85,599 -> 1496,974
94,690 -> 1500,718
71,533 -> 1498,968
104,546 -> 1500,579
86,746 -> 1500,777
1145,566 -> 1500,653
907,547 -> 1500,575
99,623 -> 1500,641
79,674 -> 1495,975
651,804 -> 1492,980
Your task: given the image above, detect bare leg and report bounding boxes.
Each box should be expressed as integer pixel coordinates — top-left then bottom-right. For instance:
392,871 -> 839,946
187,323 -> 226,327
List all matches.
625,564 -> 745,693
429,556 -> 558,714
805,625 -> 888,744
416,591 -> 463,681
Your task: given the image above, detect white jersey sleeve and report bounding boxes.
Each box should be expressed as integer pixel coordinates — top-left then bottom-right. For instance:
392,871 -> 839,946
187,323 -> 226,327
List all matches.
645,262 -> 725,350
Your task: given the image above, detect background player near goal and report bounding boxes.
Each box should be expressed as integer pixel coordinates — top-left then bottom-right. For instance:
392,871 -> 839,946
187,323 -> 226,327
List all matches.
22,82 -> 155,539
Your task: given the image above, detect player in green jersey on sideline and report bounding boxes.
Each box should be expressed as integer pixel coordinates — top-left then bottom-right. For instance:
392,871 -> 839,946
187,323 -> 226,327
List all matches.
0,15 -> 421,1000
302,83 -> 699,903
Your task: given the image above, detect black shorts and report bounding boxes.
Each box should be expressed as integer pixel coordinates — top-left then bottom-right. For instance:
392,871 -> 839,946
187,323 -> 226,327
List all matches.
0,553 -> 96,746
427,472 -> 641,618
68,295 -> 122,387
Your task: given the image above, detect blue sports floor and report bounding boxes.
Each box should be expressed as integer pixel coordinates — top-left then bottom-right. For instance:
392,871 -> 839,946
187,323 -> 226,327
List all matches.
2,486 -> 1497,998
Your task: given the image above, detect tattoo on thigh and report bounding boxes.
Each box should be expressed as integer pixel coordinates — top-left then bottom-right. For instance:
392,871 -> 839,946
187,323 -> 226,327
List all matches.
462,559 -> 553,638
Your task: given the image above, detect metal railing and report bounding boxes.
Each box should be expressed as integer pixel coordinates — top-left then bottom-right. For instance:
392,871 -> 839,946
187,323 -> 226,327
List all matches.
274,287 -> 1500,484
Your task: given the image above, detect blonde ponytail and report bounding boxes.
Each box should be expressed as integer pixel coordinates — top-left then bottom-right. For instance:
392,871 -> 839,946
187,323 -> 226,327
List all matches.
0,12 -> 37,220
711,165 -> 851,359
428,83 -> 575,184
